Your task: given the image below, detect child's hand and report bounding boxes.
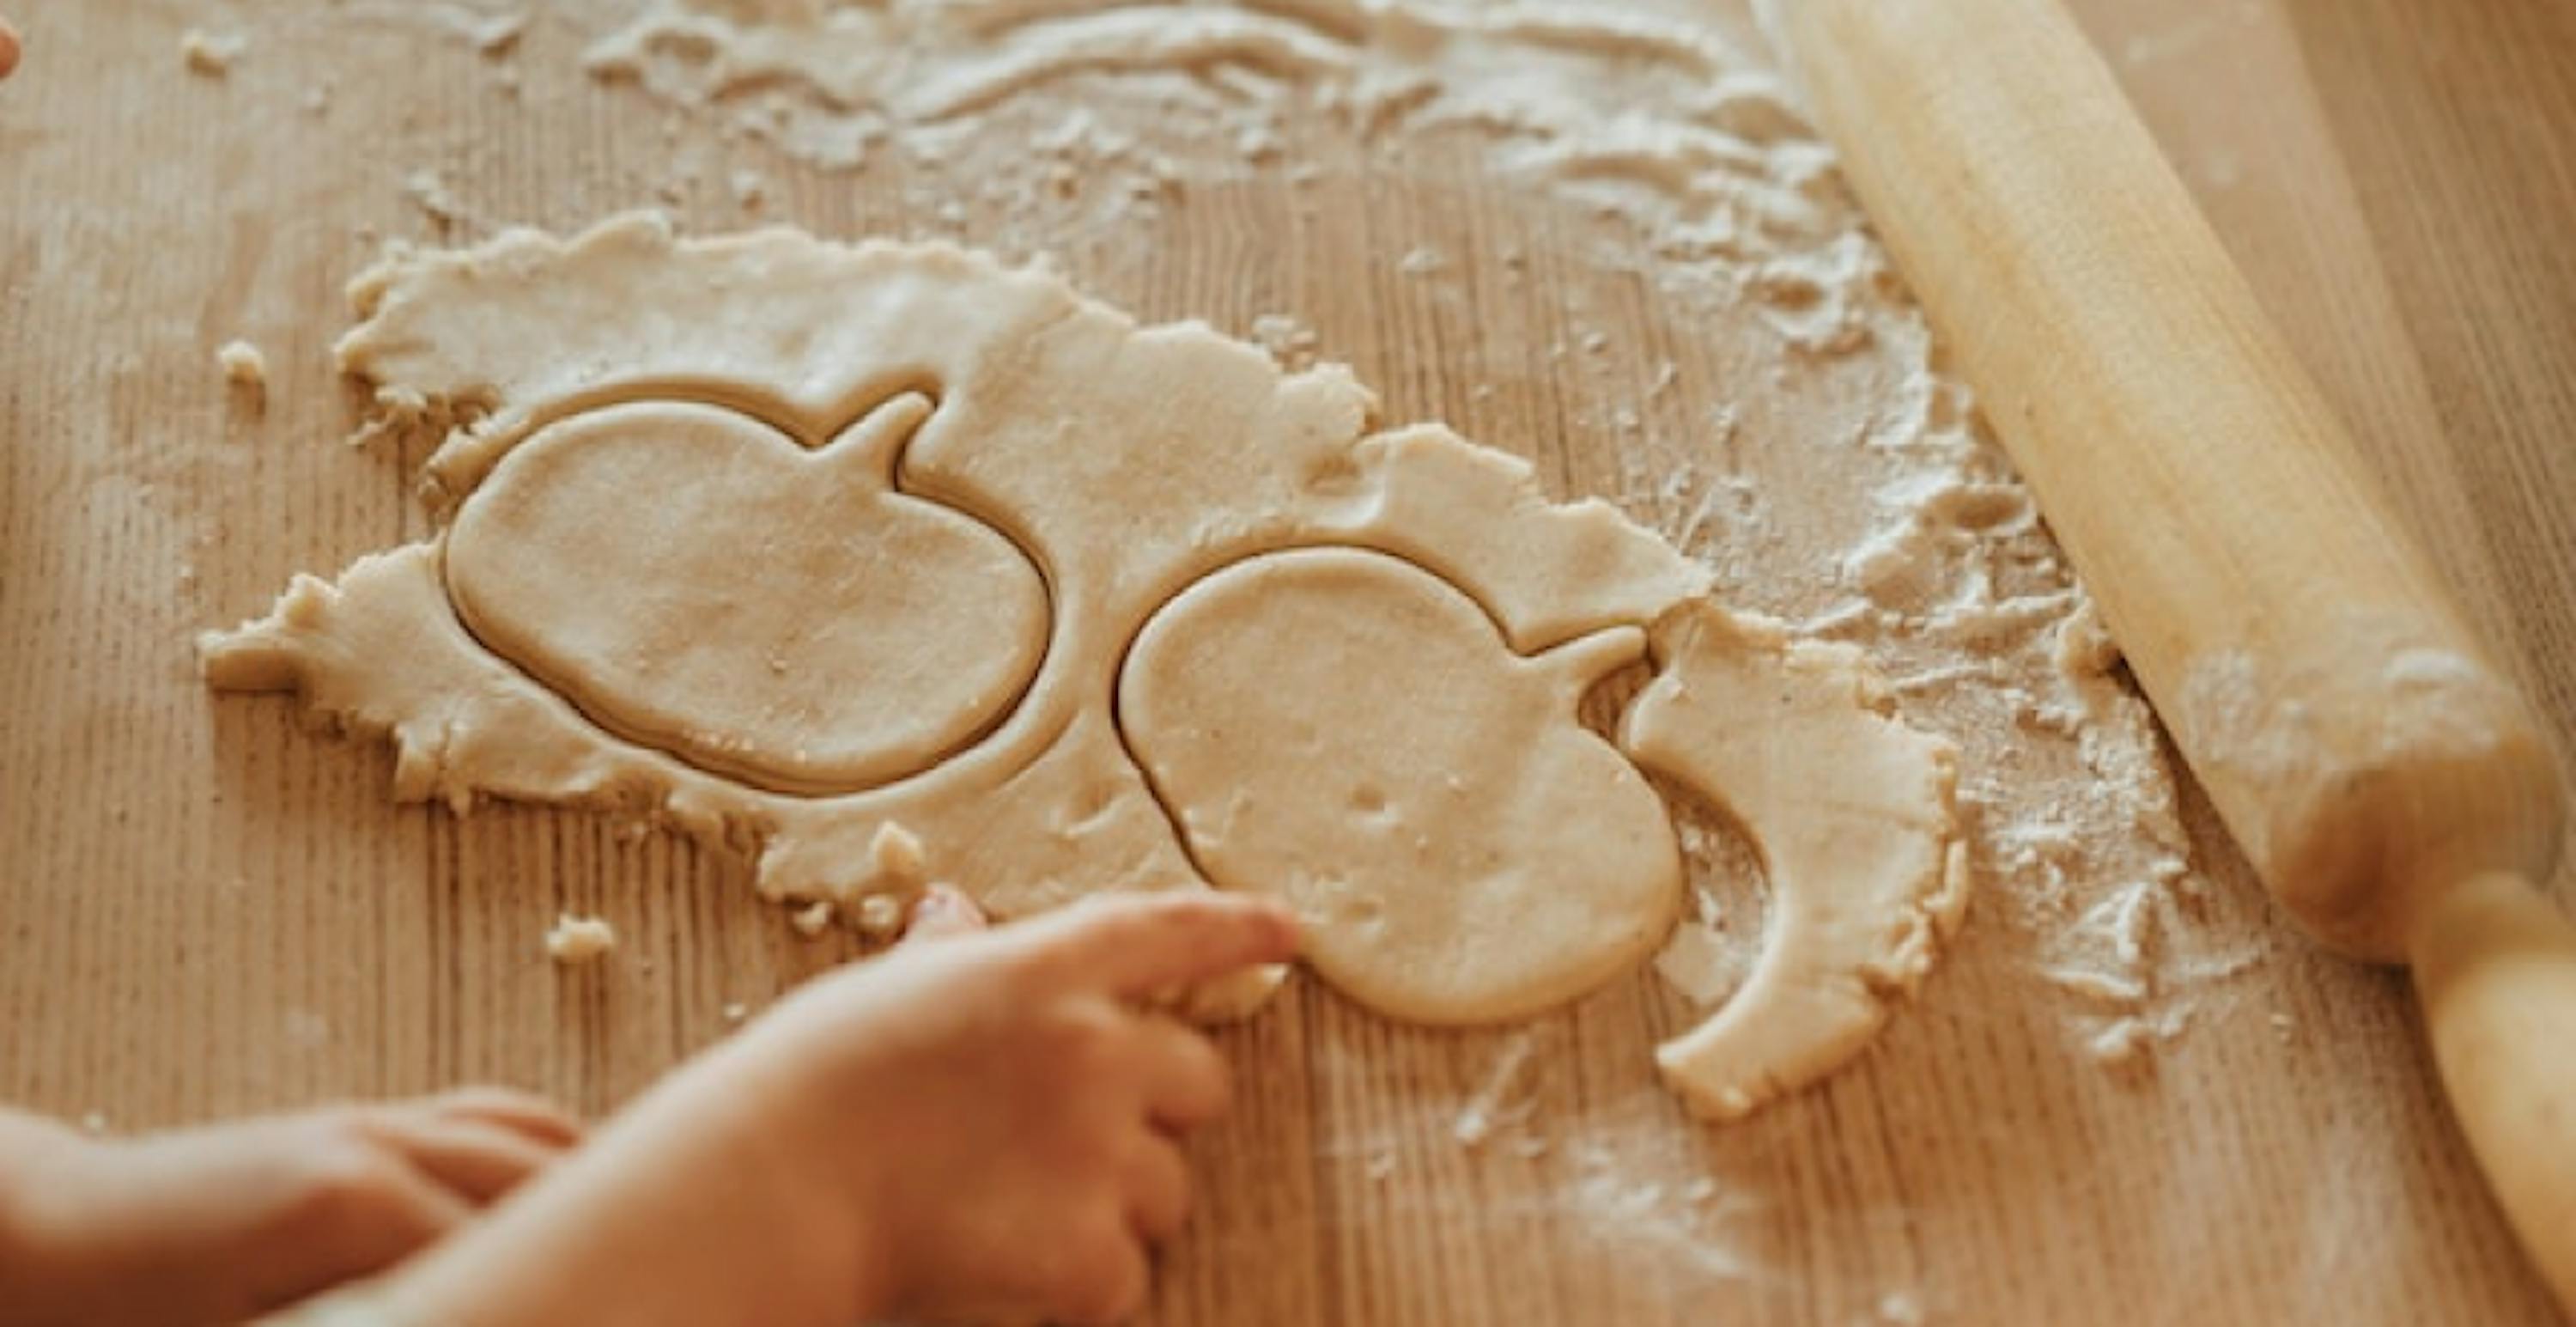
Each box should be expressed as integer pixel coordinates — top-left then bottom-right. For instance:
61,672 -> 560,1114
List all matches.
379,887 -> 1302,1327
0,1087 -> 580,1326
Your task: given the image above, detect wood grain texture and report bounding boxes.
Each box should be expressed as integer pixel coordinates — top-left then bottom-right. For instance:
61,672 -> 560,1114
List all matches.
0,2 -> 2567,1322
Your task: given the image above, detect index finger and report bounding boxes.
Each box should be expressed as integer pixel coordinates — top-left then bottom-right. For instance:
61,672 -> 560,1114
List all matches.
1015,891 -> 1301,997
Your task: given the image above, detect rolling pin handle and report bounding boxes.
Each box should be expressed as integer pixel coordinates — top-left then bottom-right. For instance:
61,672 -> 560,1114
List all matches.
2411,869 -> 2576,1307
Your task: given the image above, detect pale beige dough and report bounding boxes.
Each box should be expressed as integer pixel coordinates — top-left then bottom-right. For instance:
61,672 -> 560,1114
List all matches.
1121,547 -> 1678,1024
544,913 -> 617,964
202,213 -> 1965,1105
447,393 -> 1047,794
217,338 -> 267,387
1622,602 -> 1968,1118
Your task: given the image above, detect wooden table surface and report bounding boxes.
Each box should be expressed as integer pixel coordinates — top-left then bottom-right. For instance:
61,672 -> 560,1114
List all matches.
3,1 -> 2571,1323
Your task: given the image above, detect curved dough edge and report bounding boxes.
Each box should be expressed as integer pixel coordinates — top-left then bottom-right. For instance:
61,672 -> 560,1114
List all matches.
1621,600 -> 1970,1120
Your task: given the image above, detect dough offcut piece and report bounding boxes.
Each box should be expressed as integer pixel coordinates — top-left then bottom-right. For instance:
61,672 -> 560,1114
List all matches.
1121,548 -> 1681,1024
1622,603 -> 1968,1119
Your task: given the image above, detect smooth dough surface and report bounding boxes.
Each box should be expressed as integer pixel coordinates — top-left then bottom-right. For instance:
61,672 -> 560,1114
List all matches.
201,213 -> 1966,1101
1121,547 -> 1679,1024
447,393 -> 1047,793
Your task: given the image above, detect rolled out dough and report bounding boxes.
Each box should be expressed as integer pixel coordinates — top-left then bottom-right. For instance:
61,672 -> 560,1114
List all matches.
202,213 -> 1965,1112
1122,547 -> 1678,1024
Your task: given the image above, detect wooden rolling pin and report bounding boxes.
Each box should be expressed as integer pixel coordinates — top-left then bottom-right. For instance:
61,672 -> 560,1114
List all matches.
1759,0 -> 2576,1306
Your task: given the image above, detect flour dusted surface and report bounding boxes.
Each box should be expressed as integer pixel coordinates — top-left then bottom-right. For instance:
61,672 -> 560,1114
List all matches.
167,0 -> 2309,1314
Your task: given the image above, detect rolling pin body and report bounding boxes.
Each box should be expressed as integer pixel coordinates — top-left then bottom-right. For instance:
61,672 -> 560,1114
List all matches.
1760,0 -> 2574,1304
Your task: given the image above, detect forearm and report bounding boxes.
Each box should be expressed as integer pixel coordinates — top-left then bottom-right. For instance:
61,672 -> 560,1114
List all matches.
0,1107 -> 127,1327
373,1051 -> 887,1327
0,1111 -> 70,1326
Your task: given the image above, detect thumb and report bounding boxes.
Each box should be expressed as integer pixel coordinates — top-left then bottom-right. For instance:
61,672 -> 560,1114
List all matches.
1016,890 -> 1301,998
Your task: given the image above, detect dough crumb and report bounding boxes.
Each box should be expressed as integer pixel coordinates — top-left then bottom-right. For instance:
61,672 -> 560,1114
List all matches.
470,11 -> 528,58
790,899 -> 835,936
2087,1008 -> 2187,1067
868,820 -> 927,885
216,339 -> 268,391
301,84 -> 331,116
854,892 -> 906,939
181,29 -> 245,76
1876,1290 -> 1928,1325
544,913 -> 617,964
1396,244 -> 1446,276
1248,313 -> 1319,368
79,1111 -> 109,1135
720,1001 -> 750,1023
404,168 -> 468,228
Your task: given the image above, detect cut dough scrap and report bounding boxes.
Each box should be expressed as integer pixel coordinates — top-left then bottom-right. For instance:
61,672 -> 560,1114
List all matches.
1620,601 -> 1970,1120
1121,548 -> 1681,1024
205,214 -> 1713,1031
446,393 -> 1048,794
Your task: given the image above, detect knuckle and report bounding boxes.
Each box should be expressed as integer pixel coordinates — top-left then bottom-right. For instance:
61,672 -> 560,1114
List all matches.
1047,1001 -> 1131,1070
294,1140 -> 405,1227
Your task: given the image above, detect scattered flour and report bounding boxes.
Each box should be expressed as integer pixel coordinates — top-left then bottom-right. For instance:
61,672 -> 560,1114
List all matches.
1249,312 -> 1321,368
1875,1289 -> 1929,1326
1451,1029 -> 1535,1147
1318,1034 -> 1759,1290
534,0 -> 2265,1254
403,167 -> 472,228
295,0 -> 2272,1306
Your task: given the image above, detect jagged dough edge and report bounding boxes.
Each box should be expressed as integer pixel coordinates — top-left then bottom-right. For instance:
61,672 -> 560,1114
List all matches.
208,214 -> 1714,1030
1620,600 -> 1969,1120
